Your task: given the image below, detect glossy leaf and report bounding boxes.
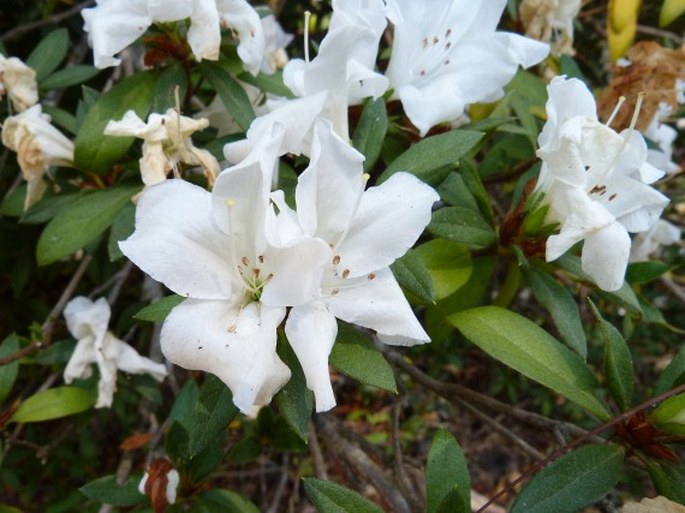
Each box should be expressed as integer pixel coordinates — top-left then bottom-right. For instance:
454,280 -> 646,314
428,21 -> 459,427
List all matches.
353,97 -> 388,172
276,338 -> 314,442
304,478 -> 384,513
379,130 -> 483,185
74,71 -> 157,174
655,346 -> 685,395
37,185 -> 139,266
589,300 -> 634,411
626,261 -> 671,284
10,386 -> 95,423
449,307 -> 611,420
134,295 -> 185,322
650,393 -> 685,435
426,430 -> 470,513
415,240 -> 473,301
198,489 -> 261,513
186,375 -> 238,458
41,65 -> 100,90
79,474 -> 145,506
26,28 -> 68,81
391,249 -> 435,304
428,207 -> 495,248
0,334 -> 20,405
523,265 -> 587,358
646,460 -> 685,504
510,444 -> 624,513
199,62 -> 256,131
330,323 -> 397,393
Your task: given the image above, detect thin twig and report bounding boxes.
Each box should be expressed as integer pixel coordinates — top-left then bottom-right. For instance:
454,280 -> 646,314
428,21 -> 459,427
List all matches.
308,421 -> 328,480
661,276 -> 685,305
636,24 -> 684,45
267,454 -> 290,513
0,254 -> 93,366
1,1 -> 95,42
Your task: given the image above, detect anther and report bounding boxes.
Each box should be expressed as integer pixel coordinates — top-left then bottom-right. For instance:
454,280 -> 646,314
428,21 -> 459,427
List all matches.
609,193 -> 617,201
342,269 -> 350,279
258,255 -> 264,263
241,256 -> 249,266
367,273 -> 376,280
331,288 -> 339,295
332,255 -> 341,265
227,324 -> 237,333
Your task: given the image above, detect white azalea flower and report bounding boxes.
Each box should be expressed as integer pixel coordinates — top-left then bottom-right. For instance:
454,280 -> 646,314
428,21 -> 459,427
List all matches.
283,0 -> 389,139
260,13 -> 293,74
269,120 -> 439,411
385,0 -> 549,136
644,105 -> 680,175
120,124 -> 331,414
629,219 -> 681,262
105,108 -> 220,187
519,0 -> 582,56
63,296 -> 167,408
1,104 -> 74,210
535,77 -> 670,291
82,0 -> 265,74
0,54 -> 38,112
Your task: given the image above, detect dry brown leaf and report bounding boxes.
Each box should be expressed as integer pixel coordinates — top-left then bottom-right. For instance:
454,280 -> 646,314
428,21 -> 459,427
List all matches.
620,495 -> 685,512
598,41 -> 685,131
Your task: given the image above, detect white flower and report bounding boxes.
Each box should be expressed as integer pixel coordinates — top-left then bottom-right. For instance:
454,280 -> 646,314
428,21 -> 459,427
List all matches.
385,0 -> 550,136
269,120 -> 439,411
196,82 -> 263,138
63,296 -> 167,408
105,108 -> 220,187
283,0 -> 389,139
535,77 -> 670,291
519,0 -> 582,56
82,0 -> 265,74
629,219 -> 681,262
120,124 -> 331,414
1,104 -> 74,210
260,13 -> 293,74
0,54 -> 38,112
644,104 -> 680,175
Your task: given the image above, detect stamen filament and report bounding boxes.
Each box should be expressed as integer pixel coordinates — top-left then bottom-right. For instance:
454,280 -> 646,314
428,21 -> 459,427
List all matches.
304,11 -> 311,64
629,92 -> 645,130
605,95 -> 625,127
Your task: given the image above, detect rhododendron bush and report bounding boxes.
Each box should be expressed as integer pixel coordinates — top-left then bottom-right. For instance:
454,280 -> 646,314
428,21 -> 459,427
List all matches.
1,1 -> 685,512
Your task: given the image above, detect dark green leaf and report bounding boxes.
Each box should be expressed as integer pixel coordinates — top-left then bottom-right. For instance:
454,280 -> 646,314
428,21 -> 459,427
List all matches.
304,478 -> 384,513
276,338 -> 314,442
655,346 -> 685,395
379,130 -> 483,184
134,295 -> 185,322
42,105 -> 78,134
186,375 -> 238,458
74,71 -> 157,174
626,261 -> 672,284
353,98 -> 388,172
20,192 -> 82,225
10,386 -> 95,423
36,185 -> 139,266
238,70 -> 293,98
108,201 -> 136,261
151,64 -> 189,113
650,393 -> 685,435
589,300 -> 633,411
559,55 -> 585,80
523,265 -> 587,358
426,430 -> 470,513
646,460 -> 685,504
33,339 -> 76,366
330,323 -> 397,393
437,172 -> 480,212
510,444 -> 624,513
198,489 -> 261,513
428,207 -> 495,247
41,65 -> 100,90
460,159 -> 494,222
200,62 -> 256,130
0,334 -> 20,404
449,307 -> 611,420
26,28 -> 68,81
79,474 -> 145,506
391,249 -> 435,304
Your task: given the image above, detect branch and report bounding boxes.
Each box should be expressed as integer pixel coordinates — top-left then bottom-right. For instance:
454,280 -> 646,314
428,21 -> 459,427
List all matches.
1,1 -> 95,42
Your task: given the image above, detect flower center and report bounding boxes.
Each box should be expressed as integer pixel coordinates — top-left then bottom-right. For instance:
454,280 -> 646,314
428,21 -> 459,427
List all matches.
414,26 -> 455,84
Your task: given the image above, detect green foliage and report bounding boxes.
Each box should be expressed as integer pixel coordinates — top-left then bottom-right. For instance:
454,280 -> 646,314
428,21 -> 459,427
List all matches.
425,430 -> 470,513
26,28 -> 69,81
10,386 -> 95,423
276,337 -> 314,442
304,478 -> 384,513
79,474 -> 145,507
41,66 -> 100,90
0,334 -> 20,405
391,249 -> 436,304
196,489 -> 261,513
199,62 -> 256,130
353,97 -> 388,173
645,460 -> 685,505
655,346 -> 685,395
428,207 -> 496,248
649,393 -> 685,435
134,295 -> 185,322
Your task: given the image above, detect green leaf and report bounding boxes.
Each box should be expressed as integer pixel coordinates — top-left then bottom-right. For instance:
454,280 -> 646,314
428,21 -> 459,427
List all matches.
449,307 -> 611,420
510,444 -> 624,513
108,201 -> 135,261
460,159 -> 494,223
0,334 -> 20,405
523,265 -> 587,358
304,478 -> 384,513
428,207 -> 495,247
379,130 -> 484,185
26,28 -> 68,81
626,261 -> 672,284
42,105 -> 78,134
414,240 -> 473,301
353,98 -> 388,172
0,506 -> 23,513
10,386 -> 95,423
655,346 -> 685,395
200,62 -> 256,130
74,71 -> 157,173
79,474 -> 145,506
436,487 -> 467,513
276,338 -> 314,442
437,172 -> 480,212
238,70 -> 293,98
650,393 -> 685,435
588,300 -> 633,411
198,489 -> 261,513
36,185 -> 139,266
645,460 -> 685,504
151,64 -> 189,113
41,65 -> 100,90
20,192 -> 82,225
186,375 -> 238,458
426,430 -> 470,513
134,295 -> 185,322
33,339 -> 76,366
391,249 -> 435,304
330,323 -> 397,393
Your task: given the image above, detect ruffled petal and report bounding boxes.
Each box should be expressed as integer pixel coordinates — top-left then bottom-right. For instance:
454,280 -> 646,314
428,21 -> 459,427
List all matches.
215,0 -> 265,76
187,0 -> 221,60
326,267 -> 430,343
335,172 -> 439,277
538,76 -> 597,149
64,296 -> 111,341
63,337 -> 96,382
581,221 -> 631,291
111,336 -> 167,381
119,179 -> 235,300
160,299 -> 290,414
285,302 -> 338,412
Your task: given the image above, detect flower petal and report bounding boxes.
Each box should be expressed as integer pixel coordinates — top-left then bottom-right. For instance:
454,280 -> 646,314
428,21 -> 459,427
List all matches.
187,0 -> 221,60
64,296 -> 111,341
582,221 -> 631,291
160,299 -> 290,414
112,337 -> 167,382
216,0 -> 265,76
285,302 -> 338,412
119,179 -> 235,300
63,337 -> 96,382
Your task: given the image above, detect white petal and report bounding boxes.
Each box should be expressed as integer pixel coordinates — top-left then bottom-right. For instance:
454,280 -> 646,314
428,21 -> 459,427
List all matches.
538,76 -> 597,149
187,0 -> 221,61
64,296 -> 111,341
336,172 -> 439,277
112,337 -> 167,381
285,302 -> 338,412
160,299 -> 290,414
147,0 -> 192,22
216,0 -> 265,75
104,110 -> 150,138
326,267 -> 430,343
493,32 -> 550,69
63,337 -> 96,383
581,221 -> 631,291
119,179 -> 235,300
